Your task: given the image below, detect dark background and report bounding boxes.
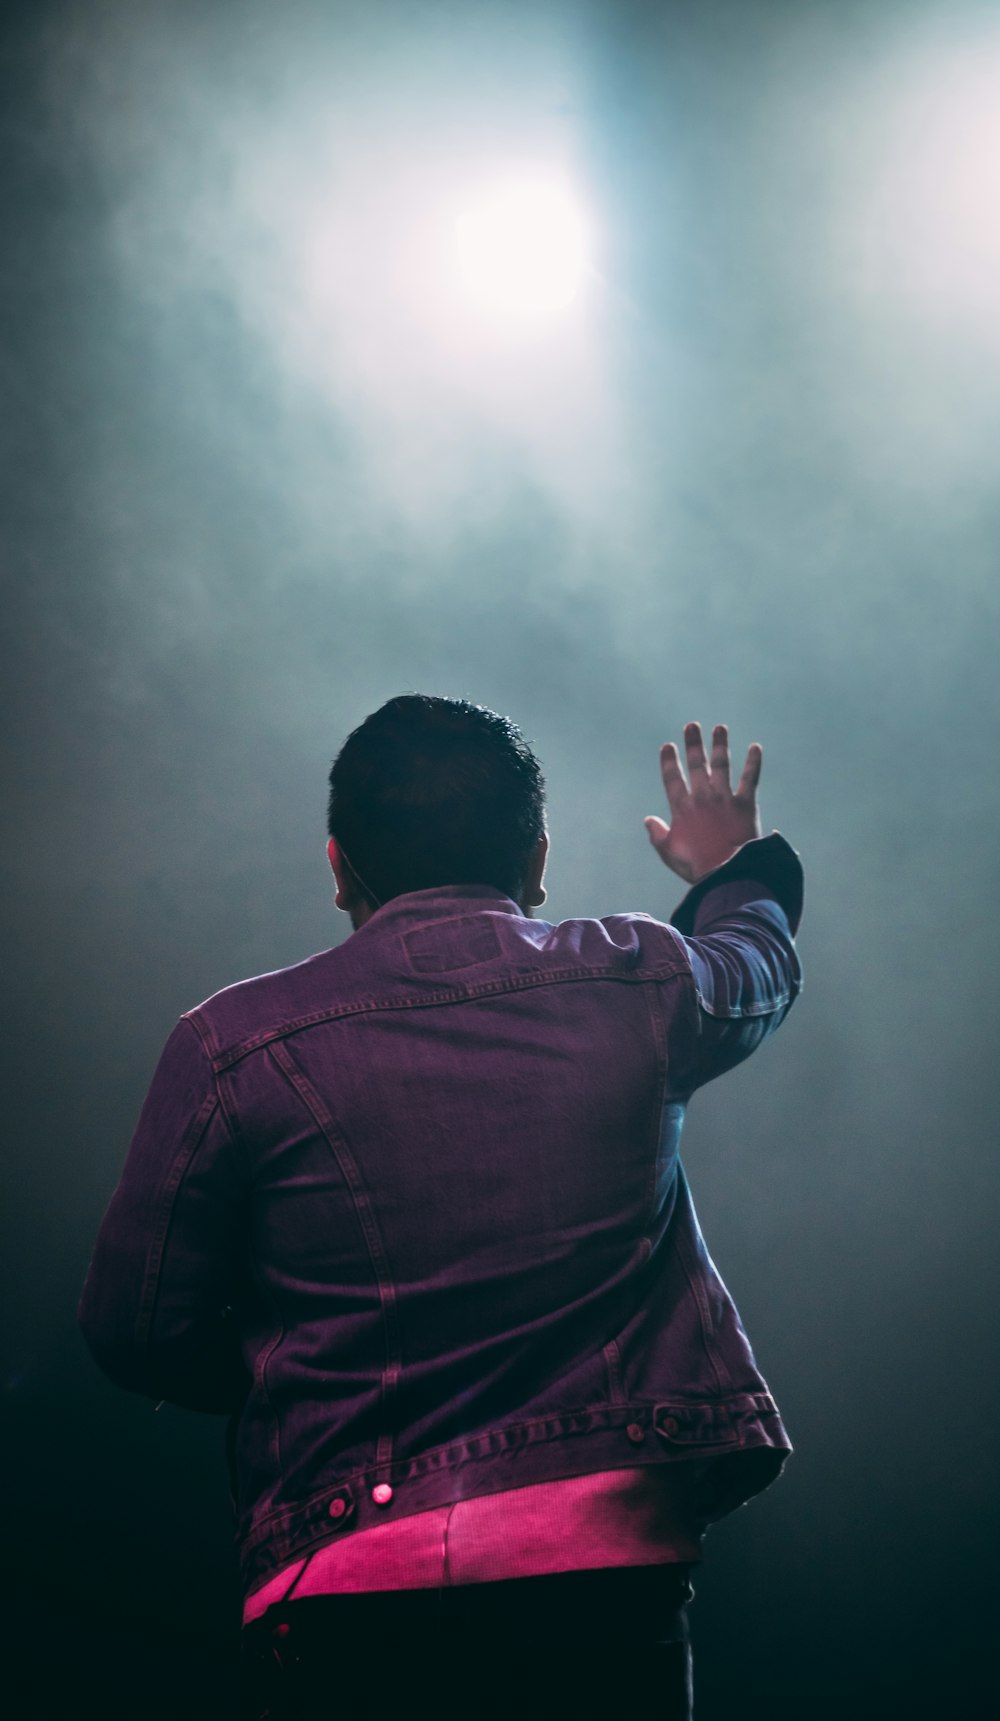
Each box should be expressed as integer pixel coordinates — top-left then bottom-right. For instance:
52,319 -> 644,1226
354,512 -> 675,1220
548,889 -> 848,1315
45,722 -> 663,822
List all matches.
3,2 -> 997,1715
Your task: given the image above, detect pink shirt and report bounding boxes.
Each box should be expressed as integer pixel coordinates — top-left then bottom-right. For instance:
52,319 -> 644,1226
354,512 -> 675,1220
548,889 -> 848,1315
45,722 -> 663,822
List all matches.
244,1465 -> 705,1625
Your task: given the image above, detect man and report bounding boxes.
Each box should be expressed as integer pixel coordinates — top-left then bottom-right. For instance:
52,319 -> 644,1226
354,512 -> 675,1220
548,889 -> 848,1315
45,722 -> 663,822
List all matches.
80,695 -> 803,1720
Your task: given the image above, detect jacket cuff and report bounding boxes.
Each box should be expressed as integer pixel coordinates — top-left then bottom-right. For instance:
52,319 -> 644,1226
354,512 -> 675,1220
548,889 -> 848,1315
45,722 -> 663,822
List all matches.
669,832 -> 803,938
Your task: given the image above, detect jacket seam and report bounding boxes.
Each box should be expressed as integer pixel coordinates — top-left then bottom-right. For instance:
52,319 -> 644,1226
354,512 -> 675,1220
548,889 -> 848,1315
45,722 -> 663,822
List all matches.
674,1209 -> 727,1397
133,1091 -> 221,1360
267,1039 -> 402,1476
185,1009 -> 253,1178
247,1231 -> 286,1480
196,966 -> 690,1073
642,973 -> 671,1232
694,991 -> 795,1020
241,1389 -> 782,1544
602,1338 -> 626,1406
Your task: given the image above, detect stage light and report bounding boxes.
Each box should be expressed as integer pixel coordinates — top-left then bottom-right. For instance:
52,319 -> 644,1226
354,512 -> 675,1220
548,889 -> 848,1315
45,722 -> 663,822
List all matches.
454,172 -> 589,321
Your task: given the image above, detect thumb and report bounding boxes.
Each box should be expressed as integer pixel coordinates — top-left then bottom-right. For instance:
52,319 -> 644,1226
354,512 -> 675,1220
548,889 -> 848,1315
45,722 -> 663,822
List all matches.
644,815 -> 670,851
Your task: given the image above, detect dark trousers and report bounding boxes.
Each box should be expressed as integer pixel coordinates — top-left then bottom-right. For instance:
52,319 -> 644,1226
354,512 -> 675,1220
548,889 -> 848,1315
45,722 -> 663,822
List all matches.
240,1563 -> 695,1720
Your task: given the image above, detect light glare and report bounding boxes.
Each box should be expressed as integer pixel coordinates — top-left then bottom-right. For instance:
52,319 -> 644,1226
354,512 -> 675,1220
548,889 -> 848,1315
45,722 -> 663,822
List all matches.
455,174 -> 588,320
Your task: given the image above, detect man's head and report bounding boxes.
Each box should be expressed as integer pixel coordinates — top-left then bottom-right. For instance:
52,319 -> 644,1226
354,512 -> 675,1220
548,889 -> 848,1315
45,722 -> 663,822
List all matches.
327,694 -> 548,926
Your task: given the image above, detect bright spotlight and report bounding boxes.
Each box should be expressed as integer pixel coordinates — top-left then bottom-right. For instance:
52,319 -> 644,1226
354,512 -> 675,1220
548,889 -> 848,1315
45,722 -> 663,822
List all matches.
454,172 -> 589,321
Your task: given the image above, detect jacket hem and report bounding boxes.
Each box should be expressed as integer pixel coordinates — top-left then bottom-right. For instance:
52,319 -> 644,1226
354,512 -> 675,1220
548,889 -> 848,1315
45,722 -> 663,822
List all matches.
237,1394 -> 791,1594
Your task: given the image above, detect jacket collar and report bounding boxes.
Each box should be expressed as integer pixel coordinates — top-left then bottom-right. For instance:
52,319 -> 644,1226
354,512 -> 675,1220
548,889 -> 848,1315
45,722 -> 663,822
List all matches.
355,883 -> 526,935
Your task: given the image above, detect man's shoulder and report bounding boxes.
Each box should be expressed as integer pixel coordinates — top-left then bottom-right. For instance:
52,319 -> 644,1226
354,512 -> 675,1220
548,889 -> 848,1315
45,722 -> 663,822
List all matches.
180,908 -> 692,1066
522,908 -> 689,972
181,941 -> 353,1064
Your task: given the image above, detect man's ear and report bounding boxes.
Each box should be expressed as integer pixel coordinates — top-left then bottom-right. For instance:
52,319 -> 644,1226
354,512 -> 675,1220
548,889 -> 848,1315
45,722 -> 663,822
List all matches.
327,836 -> 352,911
523,831 -> 549,908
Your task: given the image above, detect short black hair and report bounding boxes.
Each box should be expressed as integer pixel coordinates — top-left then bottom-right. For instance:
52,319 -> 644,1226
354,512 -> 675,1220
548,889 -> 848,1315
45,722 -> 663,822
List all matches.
327,695 -> 546,907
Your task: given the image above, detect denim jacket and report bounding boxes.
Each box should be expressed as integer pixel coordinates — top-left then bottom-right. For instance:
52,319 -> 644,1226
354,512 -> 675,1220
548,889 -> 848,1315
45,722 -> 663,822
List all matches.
80,833 -> 803,1597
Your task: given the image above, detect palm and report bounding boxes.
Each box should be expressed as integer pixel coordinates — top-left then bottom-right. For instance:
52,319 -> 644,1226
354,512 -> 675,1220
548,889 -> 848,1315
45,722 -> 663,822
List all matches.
645,722 -> 762,884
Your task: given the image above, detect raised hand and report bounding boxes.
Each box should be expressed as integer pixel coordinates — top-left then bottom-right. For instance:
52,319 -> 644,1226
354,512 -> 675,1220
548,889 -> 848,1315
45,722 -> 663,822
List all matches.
644,722 -> 762,884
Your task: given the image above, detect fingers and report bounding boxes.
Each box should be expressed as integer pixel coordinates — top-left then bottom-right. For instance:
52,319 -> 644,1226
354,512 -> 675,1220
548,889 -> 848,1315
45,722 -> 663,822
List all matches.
709,723 -> 731,792
660,723 -> 760,808
644,815 -> 671,852
683,721 -> 709,787
735,742 -> 763,800
659,742 -> 690,816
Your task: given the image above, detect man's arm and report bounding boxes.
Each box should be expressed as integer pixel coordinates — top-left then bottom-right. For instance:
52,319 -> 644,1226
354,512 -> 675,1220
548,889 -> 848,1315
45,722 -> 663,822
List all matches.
79,1017 -> 250,1414
667,834 -> 803,1090
644,722 -> 803,1092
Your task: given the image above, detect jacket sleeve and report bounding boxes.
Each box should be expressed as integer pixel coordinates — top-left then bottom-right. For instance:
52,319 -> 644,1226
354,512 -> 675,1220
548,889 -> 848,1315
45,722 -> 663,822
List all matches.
78,1016 -> 251,1414
664,831 -> 804,1097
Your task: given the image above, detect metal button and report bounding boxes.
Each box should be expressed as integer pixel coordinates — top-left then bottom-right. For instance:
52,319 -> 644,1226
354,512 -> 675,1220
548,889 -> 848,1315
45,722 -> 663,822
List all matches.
328,1497 -> 347,1519
660,1416 -> 680,1436
626,1422 -> 645,1444
372,1483 -> 393,1506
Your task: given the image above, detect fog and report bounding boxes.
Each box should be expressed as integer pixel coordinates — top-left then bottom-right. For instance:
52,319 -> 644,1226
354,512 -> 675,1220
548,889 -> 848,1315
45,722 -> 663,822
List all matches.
3,2 -> 997,1714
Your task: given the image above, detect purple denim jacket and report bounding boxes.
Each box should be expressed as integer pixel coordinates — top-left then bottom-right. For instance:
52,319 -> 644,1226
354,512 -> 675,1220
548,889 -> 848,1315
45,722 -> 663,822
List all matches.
80,833 -> 803,1597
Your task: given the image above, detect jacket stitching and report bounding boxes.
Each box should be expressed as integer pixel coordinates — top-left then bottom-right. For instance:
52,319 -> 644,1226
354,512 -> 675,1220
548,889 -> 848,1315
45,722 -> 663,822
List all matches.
642,974 -> 671,1232
267,1039 -> 403,1475
246,1224 -> 286,1479
693,992 -> 795,1020
673,1191 -> 727,1397
240,1390 -> 782,1545
134,1088 -> 219,1353
197,966 -> 690,1073
602,1338 -> 626,1406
